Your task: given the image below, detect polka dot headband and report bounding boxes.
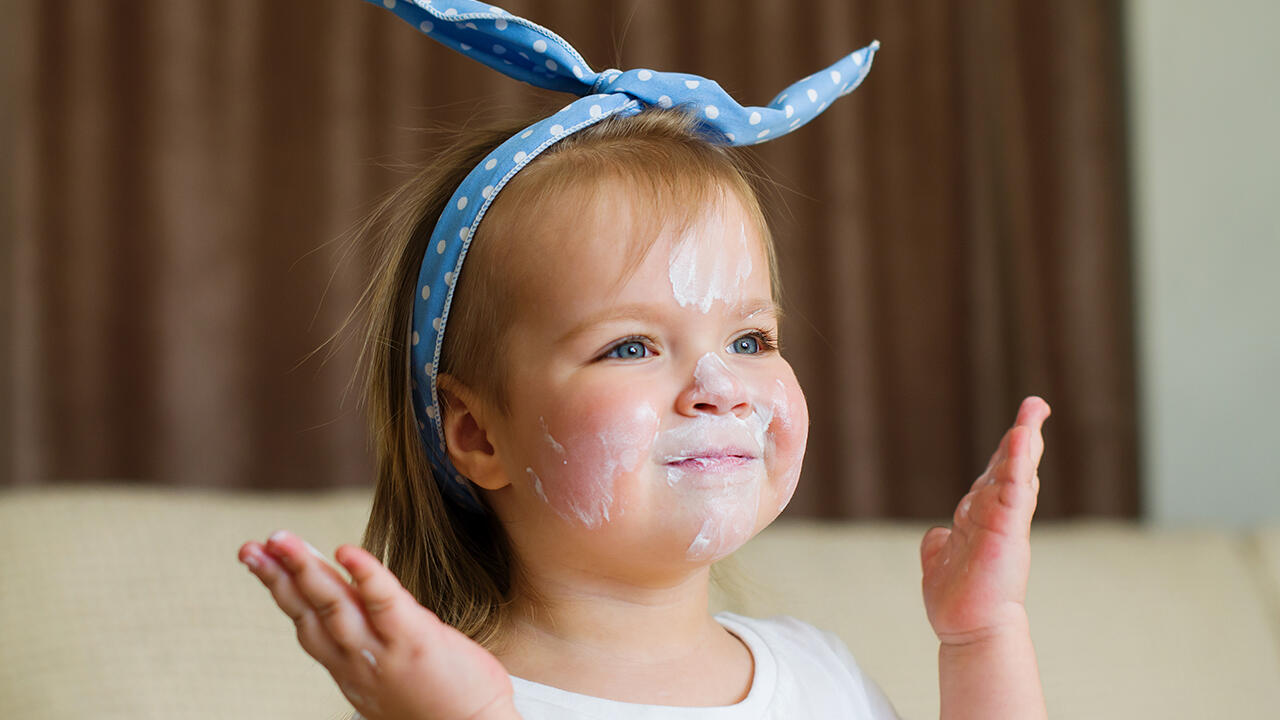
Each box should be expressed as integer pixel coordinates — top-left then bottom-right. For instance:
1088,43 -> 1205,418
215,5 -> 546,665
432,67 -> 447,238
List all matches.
366,0 -> 879,512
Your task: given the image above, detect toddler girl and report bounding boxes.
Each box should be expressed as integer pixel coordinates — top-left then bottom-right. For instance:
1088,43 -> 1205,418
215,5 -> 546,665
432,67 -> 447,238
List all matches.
238,2 -> 1051,718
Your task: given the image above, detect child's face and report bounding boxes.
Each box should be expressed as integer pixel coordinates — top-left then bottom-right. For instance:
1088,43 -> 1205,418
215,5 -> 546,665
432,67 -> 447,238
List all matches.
487,181 -> 808,568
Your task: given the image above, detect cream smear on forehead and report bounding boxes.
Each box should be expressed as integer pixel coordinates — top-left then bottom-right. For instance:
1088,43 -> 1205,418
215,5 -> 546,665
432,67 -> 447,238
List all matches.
668,217 -> 753,313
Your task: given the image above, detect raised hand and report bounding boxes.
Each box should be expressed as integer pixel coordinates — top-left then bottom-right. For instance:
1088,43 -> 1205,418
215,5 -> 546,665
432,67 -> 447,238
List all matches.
238,531 -> 520,720
919,396 -> 1051,646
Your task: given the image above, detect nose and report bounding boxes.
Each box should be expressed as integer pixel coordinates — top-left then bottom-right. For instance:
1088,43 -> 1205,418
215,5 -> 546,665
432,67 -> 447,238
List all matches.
677,353 -> 752,418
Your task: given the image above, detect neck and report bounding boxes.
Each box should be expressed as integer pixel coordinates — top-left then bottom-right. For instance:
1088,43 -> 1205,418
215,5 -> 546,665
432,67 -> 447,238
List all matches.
495,561 -> 728,671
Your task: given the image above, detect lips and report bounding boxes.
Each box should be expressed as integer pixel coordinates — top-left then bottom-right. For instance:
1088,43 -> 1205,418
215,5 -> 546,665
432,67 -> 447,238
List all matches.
663,449 -> 759,472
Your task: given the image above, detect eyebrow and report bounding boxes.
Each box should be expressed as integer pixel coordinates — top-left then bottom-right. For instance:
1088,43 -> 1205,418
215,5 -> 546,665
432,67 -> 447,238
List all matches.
557,299 -> 783,344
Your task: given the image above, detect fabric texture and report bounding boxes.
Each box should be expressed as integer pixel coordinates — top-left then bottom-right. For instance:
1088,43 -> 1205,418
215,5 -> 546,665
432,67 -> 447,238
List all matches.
7,0 -> 1140,523
363,0 -> 878,511
509,612 -> 901,719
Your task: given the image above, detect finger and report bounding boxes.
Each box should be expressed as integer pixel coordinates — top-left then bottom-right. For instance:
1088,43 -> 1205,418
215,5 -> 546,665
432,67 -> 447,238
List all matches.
239,541 -> 345,665
995,427 -> 1038,525
337,544 -> 439,648
920,526 -> 951,570
264,531 -> 377,655
1015,396 -> 1051,467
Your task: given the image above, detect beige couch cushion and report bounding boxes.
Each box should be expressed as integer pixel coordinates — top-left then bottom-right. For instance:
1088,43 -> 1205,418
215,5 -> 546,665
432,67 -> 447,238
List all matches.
0,485 -> 365,720
2,485 -> 1279,719
726,521 -> 1280,719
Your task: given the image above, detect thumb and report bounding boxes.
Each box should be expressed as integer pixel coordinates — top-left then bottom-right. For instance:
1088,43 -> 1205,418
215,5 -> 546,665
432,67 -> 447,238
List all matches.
920,526 -> 950,569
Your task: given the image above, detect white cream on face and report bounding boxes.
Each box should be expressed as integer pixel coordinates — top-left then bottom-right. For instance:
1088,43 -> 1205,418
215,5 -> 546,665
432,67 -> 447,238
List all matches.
527,403 -> 660,529
668,217 -> 753,313
651,351 -> 786,562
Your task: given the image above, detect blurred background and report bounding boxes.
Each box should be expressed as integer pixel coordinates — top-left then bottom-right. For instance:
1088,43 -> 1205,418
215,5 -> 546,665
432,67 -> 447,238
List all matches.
1,0 -> 1276,526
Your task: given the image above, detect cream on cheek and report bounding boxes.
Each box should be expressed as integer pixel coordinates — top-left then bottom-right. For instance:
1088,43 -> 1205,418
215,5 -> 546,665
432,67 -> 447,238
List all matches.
768,377 -> 808,513
524,402 -> 660,529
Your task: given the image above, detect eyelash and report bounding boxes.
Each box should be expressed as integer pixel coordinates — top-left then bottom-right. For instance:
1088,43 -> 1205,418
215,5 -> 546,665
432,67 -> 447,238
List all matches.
599,328 -> 780,361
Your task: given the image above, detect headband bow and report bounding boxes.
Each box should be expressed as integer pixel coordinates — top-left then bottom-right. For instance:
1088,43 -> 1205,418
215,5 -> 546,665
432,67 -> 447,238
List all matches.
366,0 -> 879,511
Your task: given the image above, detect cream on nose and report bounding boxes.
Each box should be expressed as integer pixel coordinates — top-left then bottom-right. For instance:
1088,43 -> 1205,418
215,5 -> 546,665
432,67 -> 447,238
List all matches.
689,352 -> 746,412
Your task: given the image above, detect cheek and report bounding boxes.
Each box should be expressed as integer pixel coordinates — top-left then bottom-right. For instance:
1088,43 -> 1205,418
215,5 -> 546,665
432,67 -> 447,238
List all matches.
766,371 -> 809,513
527,394 -> 660,529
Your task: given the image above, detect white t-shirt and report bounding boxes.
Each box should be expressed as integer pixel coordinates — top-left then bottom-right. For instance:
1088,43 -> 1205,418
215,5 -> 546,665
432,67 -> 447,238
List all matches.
511,611 -> 902,719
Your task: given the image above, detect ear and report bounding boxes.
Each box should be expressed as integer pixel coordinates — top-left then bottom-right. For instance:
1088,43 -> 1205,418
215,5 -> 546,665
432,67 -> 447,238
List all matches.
435,374 -> 511,491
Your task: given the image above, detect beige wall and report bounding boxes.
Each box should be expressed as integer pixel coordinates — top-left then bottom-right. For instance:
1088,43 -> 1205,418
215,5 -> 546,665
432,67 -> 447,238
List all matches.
1126,0 -> 1280,525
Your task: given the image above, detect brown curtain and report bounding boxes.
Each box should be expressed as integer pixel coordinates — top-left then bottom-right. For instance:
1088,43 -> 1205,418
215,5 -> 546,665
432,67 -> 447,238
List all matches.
3,0 -> 1137,520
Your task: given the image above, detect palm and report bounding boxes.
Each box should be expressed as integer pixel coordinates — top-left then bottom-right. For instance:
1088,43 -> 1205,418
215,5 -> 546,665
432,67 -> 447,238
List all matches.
919,397 -> 1049,644
385,610 -> 514,720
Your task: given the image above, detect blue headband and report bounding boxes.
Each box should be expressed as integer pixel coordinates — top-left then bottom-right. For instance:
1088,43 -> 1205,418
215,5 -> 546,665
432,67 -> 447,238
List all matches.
365,0 -> 879,512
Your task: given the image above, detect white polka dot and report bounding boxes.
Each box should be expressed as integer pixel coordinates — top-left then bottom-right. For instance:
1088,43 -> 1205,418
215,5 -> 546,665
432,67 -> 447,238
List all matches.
419,20 -> 434,33
493,44 -> 505,54
444,8 -> 457,16
658,95 -> 672,108
778,93 -> 788,102
484,158 -> 497,170
520,129 -> 533,138
830,70 -> 842,84
460,43 -> 471,51
756,129 -> 770,139
465,22 -> 478,30
425,405 -> 436,419
785,104 -> 794,118
421,284 -> 431,300
514,150 -> 527,163
412,330 -> 420,345
459,227 -> 468,241
519,51 -> 529,60
545,59 -> 557,71
444,271 -> 453,286
456,196 -> 468,210
589,104 -> 602,118
432,317 -> 442,331
550,123 -> 564,135
482,185 -> 493,198
807,88 -> 818,102
704,105 -> 719,119
684,79 -> 700,89
423,363 -> 431,376
725,133 -> 735,141
748,111 -> 762,125
436,240 -> 446,254
382,0 -> 395,7
494,18 -> 507,30
637,69 -> 652,81
572,65 -> 583,79
533,39 -> 547,53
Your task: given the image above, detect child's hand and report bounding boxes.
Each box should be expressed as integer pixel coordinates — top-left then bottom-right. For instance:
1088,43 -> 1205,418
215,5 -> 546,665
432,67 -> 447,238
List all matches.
919,396 -> 1050,647
238,531 -> 519,720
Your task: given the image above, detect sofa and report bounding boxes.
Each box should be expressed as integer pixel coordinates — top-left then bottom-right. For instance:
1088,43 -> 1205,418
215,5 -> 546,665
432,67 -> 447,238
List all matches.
2,484 -> 1278,719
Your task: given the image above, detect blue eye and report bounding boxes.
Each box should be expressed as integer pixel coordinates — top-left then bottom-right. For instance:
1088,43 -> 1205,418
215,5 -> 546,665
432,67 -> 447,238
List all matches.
605,339 -> 652,360
731,335 -> 761,354
729,330 -> 778,355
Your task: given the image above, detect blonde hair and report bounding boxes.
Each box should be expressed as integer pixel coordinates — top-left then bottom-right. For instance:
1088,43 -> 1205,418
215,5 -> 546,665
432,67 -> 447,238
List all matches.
349,107 -> 779,648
